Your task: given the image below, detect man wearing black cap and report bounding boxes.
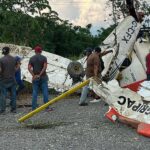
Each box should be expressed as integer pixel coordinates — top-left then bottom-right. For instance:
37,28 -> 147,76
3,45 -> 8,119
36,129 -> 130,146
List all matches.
83,47 -> 92,58
0,47 -> 17,113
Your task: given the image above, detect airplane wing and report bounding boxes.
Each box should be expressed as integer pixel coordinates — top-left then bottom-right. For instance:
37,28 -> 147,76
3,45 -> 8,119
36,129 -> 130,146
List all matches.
21,50 -> 73,92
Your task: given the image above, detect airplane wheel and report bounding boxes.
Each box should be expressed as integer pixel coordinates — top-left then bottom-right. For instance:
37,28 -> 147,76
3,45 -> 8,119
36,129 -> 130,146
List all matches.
67,61 -> 84,79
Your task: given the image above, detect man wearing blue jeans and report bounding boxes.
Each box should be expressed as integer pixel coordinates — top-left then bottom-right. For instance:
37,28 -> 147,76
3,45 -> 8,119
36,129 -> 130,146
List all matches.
32,77 -> 49,110
0,47 -> 17,113
28,46 -> 52,111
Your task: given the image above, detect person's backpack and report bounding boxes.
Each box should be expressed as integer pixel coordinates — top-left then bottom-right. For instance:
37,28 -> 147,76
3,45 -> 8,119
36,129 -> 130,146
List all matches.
100,57 -> 105,72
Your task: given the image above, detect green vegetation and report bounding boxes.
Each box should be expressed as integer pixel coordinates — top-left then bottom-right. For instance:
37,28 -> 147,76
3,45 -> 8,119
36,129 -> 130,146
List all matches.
106,0 -> 150,20
0,0 -> 115,58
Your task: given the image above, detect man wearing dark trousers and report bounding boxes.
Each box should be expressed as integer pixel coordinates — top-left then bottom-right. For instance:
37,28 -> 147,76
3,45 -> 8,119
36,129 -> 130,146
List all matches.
0,47 -> 17,114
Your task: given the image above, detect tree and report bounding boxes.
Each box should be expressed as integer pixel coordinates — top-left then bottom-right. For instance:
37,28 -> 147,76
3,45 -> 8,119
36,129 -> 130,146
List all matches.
106,0 -> 150,20
0,0 -> 112,58
0,0 -> 58,17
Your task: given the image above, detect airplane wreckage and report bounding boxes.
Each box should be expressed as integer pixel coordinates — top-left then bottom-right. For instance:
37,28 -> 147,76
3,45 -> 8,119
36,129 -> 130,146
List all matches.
0,0 -> 150,137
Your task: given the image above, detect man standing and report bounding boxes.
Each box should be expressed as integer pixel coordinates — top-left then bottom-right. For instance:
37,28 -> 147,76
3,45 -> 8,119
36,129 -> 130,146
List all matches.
0,47 -> 17,113
79,47 -> 112,106
28,46 -> 51,111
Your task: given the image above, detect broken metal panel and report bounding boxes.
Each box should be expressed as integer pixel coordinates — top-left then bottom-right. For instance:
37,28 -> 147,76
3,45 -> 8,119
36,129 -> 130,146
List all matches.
101,16 -> 141,50
90,79 -> 150,124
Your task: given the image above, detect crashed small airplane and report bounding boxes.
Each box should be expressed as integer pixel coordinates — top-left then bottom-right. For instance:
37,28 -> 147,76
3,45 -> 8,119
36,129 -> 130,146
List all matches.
0,0 -> 150,137
89,0 -> 150,137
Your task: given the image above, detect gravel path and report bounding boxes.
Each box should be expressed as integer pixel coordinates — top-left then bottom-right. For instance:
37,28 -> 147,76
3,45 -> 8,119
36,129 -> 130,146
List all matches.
0,95 -> 150,150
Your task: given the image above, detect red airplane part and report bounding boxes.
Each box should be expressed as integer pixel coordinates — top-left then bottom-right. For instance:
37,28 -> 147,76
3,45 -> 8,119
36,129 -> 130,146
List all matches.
105,107 -> 150,137
123,80 -> 145,92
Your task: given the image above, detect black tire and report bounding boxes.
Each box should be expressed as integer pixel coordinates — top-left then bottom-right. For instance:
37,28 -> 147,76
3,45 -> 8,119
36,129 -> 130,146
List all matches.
67,61 -> 84,79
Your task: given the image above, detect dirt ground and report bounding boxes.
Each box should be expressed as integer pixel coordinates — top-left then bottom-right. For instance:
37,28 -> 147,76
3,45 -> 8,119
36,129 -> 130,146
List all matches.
0,95 -> 150,150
